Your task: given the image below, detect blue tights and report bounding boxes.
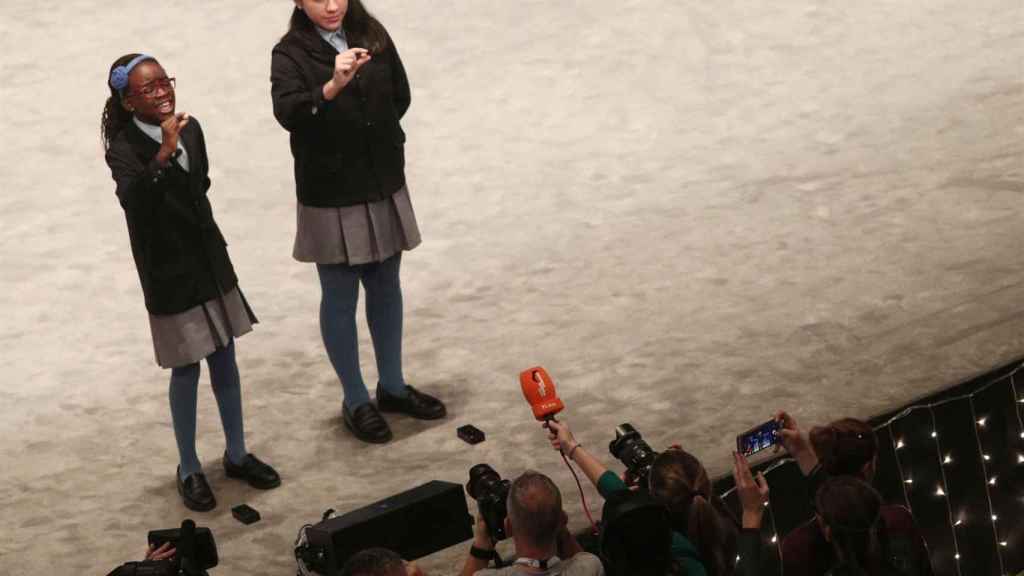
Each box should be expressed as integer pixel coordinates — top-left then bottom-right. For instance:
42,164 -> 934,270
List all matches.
317,253 -> 409,410
169,340 -> 247,480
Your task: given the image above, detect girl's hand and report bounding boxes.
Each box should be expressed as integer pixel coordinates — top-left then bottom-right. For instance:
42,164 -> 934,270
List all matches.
545,420 -> 577,454
732,451 -> 769,529
157,112 -> 189,164
775,410 -> 818,474
324,48 -> 371,99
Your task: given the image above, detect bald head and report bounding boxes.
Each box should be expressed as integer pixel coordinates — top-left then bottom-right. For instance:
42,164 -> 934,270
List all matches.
507,471 -> 564,548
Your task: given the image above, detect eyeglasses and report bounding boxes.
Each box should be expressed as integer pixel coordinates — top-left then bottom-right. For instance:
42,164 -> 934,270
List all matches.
129,77 -> 176,98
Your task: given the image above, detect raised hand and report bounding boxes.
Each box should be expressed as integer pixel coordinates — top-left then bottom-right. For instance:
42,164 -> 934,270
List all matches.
156,112 -> 189,165
732,451 -> 769,529
324,48 -> 371,100
775,410 -> 818,474
545,420 -> 577,454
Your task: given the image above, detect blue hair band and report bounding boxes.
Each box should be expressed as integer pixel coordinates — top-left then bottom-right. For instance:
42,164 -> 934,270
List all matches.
110,54 -> 155,95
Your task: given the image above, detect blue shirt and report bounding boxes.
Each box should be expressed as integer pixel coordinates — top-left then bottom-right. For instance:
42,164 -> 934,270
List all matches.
317,26 -> 349,53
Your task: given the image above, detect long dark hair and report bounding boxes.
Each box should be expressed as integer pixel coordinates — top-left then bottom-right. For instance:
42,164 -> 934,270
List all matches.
101,53 -> 154,150
816,477 -> 899,576
649,450 -> 738,576
810,418 -> 878,478
287,1 -> 389,54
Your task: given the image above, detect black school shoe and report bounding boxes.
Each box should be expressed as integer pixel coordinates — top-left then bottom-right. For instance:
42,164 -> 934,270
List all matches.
177,467 -> 217,512
343,402 -> 394,444
223,453 -> 282,489
377,385 -> 447,420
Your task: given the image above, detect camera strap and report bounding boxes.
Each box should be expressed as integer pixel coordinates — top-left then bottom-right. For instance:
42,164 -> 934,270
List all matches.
513,556 -> 561,571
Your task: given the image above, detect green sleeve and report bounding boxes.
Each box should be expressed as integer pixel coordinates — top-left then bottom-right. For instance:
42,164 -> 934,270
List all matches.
596,470 -> 628,499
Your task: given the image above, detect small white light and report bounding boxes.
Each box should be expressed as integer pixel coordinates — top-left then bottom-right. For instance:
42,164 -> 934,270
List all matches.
904,478 -> 914,484
989,476 -> 997,485
1019,431 -> 1024,439
770,535 -> 777,543
977,417 -> 987,427
936,486 -> 946,496
954,553 -> 960,560
736,555 -> 741,563
763,501 -> 769,507
983,454 -> 991,461
931,431 -> 937,438
1018,454 -> 1024,464
954,519 -> 963,526
1018,397 -> 1024,403
896,439 -> 905,449
992,514 -> 998,521
943,454 -> 953,464
1000,541 -> 1008,547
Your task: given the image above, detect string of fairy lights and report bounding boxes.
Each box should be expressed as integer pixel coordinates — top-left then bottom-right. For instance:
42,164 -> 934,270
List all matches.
721,361 -> 1023,574
885,363 -> 1021,573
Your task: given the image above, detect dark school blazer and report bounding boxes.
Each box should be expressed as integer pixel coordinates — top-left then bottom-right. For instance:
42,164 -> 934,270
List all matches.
105,118 -> 239,316
271,24 -> 411,208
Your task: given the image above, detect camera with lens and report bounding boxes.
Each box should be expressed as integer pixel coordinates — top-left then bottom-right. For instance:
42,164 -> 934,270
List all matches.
466,463 -> 511,541
608,423 -> 658,485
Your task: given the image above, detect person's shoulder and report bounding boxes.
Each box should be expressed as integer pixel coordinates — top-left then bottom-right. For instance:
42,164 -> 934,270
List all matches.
274,28 -> 310,55
881,504 -> 920,532
781,517 -> 818,550
473,567 -> 515,576
561,552 -> 603,575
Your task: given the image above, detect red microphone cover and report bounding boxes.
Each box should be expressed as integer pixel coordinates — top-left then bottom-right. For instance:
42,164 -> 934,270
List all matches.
520,366 -> 564,421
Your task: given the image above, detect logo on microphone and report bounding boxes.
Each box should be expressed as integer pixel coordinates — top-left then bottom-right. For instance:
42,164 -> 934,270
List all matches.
534,371 -> 547,397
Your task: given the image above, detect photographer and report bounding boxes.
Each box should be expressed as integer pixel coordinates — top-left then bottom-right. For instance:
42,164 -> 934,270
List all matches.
460,471 -> 604,576
545,420 -> 741,576
776,412 -> 932,576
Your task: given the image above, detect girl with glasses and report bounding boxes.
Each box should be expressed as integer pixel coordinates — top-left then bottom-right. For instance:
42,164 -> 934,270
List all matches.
102,53 -> 281,511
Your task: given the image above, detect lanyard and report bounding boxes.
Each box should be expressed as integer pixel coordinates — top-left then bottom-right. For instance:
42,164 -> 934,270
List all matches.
513,556 -> 561,571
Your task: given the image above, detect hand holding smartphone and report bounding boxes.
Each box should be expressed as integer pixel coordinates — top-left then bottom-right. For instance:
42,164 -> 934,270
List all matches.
736,418 -> 782,458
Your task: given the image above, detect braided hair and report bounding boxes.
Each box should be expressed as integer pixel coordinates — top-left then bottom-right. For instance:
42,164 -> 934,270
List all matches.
100,53 -> 155,150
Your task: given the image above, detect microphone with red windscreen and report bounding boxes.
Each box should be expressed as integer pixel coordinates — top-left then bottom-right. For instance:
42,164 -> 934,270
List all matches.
520,366 -> 564,422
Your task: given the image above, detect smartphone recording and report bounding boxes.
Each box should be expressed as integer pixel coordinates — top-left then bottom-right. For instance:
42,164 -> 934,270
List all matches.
736,419 -> 781,457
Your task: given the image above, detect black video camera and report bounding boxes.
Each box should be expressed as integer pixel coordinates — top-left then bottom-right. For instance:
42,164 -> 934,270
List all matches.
466,464 -> 511,541
608,423 -> 658,486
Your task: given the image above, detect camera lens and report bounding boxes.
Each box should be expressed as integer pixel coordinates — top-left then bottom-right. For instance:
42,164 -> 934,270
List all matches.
467,464 -> 500,500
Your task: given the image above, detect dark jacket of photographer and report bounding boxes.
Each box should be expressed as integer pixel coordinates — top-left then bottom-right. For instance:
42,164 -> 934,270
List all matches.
105,119 -> 238,315
270,24 -> 410,208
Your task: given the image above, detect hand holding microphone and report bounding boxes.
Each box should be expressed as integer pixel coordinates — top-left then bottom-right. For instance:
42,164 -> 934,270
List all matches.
546,420 -> 578,456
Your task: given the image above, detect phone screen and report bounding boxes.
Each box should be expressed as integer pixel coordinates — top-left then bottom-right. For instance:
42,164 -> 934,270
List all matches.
737,419 -> 781,457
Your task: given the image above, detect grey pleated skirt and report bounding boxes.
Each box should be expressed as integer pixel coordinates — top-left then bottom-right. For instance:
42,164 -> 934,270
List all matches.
148,287 -> 257,369
292,185 -> 421,265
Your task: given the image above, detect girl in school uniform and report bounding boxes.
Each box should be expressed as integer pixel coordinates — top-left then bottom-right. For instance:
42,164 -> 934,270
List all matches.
271,0 -> 446,443
102,53 -> 280,511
